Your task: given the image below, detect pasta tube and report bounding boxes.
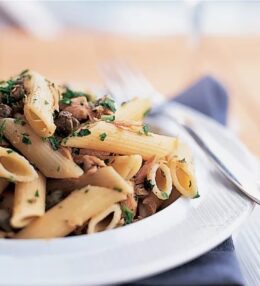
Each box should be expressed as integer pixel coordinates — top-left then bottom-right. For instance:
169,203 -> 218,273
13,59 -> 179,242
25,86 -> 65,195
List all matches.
115,98 -> 151,121
147,162 -> 172,200
87,204 -> 122,234
15,185 -> 126,239
11,172 -> 46,228
0,147 -> 38,182
1,118 -> 83,178
110,155 -> 142,180
47,166 -> 133,195
167,141 -> 197,198
62,121 -> 177,160
23,70 -> 59,137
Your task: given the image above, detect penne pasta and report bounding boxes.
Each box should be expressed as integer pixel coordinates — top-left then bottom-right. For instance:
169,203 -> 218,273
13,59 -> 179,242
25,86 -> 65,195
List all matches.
147,161 -> 172,200
115,97 -> 151,121
0,178 -> 9,195
167,141 -> 197,198
47,166 -> 133,195
62,121 -> 177,160
23,70 -> 60,137
15,185 -> 126,239
0,147 -> 38,182
0,70 -> 198,239
87,204 -> 122,234
110,155 -> 142,180
0,118 -> 83,178
11,172 -> 46,228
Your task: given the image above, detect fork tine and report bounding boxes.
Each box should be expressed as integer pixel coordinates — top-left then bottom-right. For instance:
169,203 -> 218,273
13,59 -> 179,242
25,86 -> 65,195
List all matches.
101,61 -> 166,106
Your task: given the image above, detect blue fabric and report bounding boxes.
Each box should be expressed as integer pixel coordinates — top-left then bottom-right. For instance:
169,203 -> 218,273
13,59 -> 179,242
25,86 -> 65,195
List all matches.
125,76 -> 244,286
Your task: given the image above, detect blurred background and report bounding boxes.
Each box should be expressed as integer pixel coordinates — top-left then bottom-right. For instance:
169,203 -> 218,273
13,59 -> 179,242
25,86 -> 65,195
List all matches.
0,0 -> 259,156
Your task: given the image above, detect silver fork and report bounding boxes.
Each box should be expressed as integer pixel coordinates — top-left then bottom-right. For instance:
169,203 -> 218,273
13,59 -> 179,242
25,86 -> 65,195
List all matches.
101,63 -> 260,204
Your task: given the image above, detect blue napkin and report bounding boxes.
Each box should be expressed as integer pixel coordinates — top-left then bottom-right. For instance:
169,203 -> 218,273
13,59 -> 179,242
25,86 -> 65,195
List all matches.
126,76 -> 244,286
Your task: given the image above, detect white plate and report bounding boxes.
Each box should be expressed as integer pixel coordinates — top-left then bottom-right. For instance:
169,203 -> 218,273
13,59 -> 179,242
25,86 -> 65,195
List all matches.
0,103 -> 257,286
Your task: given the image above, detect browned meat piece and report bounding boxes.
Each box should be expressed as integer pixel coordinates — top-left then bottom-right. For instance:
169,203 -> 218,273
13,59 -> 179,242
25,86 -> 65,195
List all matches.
138,192 -> 163,218
135,156 -> 156,185
0,104 -> 12,118
134,183 -> 149,197
79,149 -> 112,160
10,85 -> 25,100
54,111 -> 79,136
74,155 -> 105,174
160,187 -> 181,209
93,105 -> 114,118
61,96 -> 95,121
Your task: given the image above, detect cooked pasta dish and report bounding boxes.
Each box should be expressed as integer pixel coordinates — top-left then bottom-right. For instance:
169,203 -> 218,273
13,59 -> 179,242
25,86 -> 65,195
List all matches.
0,70 -> 198,239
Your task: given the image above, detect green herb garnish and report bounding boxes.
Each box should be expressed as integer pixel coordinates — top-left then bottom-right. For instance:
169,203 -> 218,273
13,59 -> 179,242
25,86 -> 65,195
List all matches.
14,118 -> 26,126
8,176 -> 16,183
6,149 -> 13,154
193,192 -> 200,199
34,190 -> 39,198
99,132 -> 107,141
44,100 -> 49,105
0,120 -> 6,143
99,97 -> 116,112
143,108 -> 151,118
122,206 -> 134,225
60,87 -> 90,105
48,136 -> 60,151
27,199 -> 35,204
101,114 -> 115,122
189,181 -> 192,188
178,158 -> 186,163
56,166 -> 61,172
114,187 -> 122,192
22,133 -> 31,145
77,129 -> 91,137
143,179 -> 154,191
142,124 -> 149,136
161,192 -> 169,199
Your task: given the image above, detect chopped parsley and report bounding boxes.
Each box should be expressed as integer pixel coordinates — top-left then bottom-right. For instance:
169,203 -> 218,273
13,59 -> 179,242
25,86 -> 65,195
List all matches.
189,181 -> 192,188
142,124 -> 149,136
101,114 -> 115,122
14,118 -> 26,126
6,149 -> 13,154
114,187 -> 122,192
99,132 -> 107,141
0,80 -> 16,105
121,206 -> 134,225
178,158 -> 186,163
41,136 -> 48,142
143,108 -> 151,118
34,190 -> 39,198
27,199 -> 35,204
99,97 -> 116,112
143,179 -> 155,191
193,192 -> 200,199
56,165 -> 61,172
22,133 -> 31,145
84,188 -> 89,194
48,136 -> 60,151
77,129 -> 91,137
161,192 -> 169,199
0,120 -> 6,143
8,176 -> 16,183
60,87 -> 90,105
44,100 -> 49,105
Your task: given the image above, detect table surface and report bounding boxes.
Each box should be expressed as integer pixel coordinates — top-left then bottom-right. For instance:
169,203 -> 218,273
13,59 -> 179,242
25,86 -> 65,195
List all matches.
0,29 -> 259,156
